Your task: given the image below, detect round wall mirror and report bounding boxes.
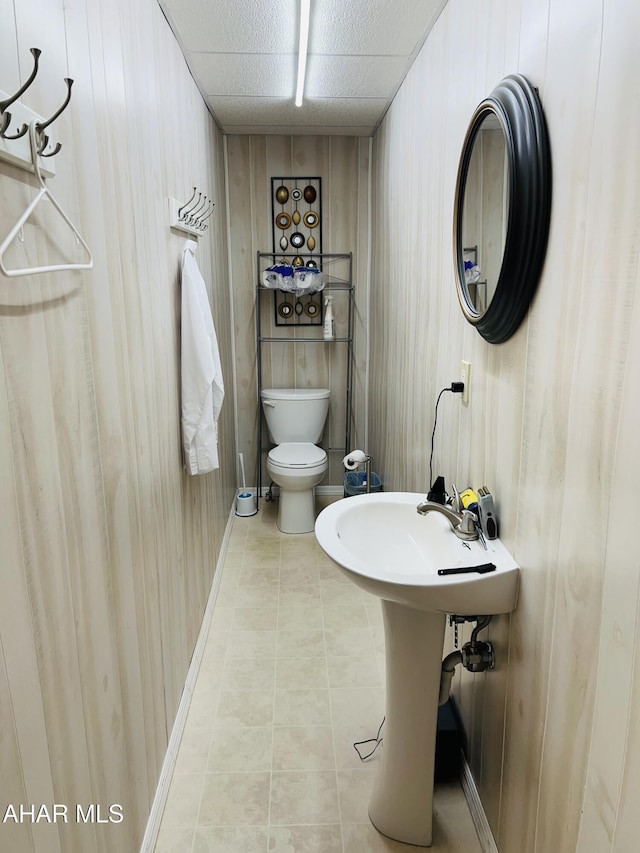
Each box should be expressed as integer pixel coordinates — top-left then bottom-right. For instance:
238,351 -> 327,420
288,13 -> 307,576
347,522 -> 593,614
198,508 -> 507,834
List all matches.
453,74 -> 552,344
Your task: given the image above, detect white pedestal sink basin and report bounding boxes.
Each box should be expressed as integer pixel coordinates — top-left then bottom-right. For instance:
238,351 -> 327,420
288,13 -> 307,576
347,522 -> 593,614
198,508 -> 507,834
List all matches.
315,492 -> 520,847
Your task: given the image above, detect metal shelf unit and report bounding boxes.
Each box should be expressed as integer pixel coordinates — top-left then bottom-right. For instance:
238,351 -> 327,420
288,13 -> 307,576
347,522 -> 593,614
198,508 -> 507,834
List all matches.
256,251 -> 354,501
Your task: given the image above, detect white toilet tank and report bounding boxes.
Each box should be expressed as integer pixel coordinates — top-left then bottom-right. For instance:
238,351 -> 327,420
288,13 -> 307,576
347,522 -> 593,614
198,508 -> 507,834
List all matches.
261,388 -> 330,443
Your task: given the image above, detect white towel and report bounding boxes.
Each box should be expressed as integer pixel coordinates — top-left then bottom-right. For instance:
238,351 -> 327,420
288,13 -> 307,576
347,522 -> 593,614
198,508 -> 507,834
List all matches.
180,240 -> 224,474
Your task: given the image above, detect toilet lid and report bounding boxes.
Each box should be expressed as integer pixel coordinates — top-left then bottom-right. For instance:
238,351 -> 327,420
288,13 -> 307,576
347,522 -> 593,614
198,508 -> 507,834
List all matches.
268,443 -> 327,468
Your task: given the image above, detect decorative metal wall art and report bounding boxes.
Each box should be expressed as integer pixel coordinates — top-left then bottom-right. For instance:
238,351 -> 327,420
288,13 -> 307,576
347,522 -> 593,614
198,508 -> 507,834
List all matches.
271,176 -> 322,264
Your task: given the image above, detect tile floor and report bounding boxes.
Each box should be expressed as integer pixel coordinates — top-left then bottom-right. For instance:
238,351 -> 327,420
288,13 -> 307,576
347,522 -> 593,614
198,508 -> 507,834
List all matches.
154,497 -> 483,853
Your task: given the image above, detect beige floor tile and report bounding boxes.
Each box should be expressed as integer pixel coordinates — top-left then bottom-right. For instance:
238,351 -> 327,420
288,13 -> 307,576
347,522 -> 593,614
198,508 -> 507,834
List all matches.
198,772 -> 271,826
247,525 -> 277,539
215,690 -> 274,728
192,825 -> 268,852
221,562 -> 245,581
161,772 -> 205,827
280,544 -> 318,564
318,557 -> 345,580
275,656 -> 328,689
154,825 -> 195,853
185,689 -> 220,729
221,657 -> 276,692
174,726 -> 213,774
225,629 -> 277,659
236,584 -> 280,607
214,584 -> 238,608
238,564 -> 280,586
208,623 -> 231,644
278,584 -> 321,607
279,562 -> 320,585
342,823 -> 424,851
322,603 -> 370,629
371,626 -> 385,655
274,688 -> 332,727
280,549 -> 320,572
209,606 -> 234,630
197,656 -> 225,691
365,602 -> 383,627
276,627 -> 325,657
223,537 -> 246,555
337,767 -> 378,823
201,635 -> 229,661
231,606 -> 279,631
207,726 -> 273,772
219,546 -> 244,566
282,531 -> 317,553
244,533 -> 281,550
268,824 -> 343,852
219,561 -> 243,580
432,783 -> 483,851
324,626 -> 377,657
330,687 -> 385,729
269,770 -> 340,825
243,541 -> 281,566
246,514 -> 280,533
327,655 -> 383,688
333,724 -> 384,769
277,603 -> 324,631
320,578 -> 366,605
272,725 -> 335,771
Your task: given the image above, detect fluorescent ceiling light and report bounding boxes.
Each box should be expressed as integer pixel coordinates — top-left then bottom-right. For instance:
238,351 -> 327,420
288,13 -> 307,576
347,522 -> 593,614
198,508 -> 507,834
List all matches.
295,0 -> 311,107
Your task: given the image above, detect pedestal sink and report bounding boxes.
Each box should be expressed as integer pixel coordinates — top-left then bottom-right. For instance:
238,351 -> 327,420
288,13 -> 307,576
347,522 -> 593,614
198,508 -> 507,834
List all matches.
315,492 -> 520,847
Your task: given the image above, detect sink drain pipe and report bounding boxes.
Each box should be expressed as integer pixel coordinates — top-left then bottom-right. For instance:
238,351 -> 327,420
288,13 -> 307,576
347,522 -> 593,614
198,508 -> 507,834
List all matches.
438,615 -> 495,705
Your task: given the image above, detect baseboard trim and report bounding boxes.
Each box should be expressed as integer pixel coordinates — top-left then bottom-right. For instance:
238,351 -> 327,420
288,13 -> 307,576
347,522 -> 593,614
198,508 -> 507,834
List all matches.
459,753 -> 499,853
316,485 -> 344,496
139,499 -> 236,853
256,485 -> 344,498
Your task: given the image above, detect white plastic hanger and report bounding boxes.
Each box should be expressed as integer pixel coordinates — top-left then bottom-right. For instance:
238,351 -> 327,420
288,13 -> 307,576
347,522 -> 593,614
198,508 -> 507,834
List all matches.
0,120 -> 93,277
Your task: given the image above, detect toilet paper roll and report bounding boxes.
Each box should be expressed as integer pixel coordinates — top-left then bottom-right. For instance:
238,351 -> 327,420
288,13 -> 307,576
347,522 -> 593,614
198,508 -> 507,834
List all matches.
343,449 -> 368,470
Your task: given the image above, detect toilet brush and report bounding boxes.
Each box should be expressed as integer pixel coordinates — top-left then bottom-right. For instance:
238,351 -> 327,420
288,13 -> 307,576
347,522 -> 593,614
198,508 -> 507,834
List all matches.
235,452 -> 257,516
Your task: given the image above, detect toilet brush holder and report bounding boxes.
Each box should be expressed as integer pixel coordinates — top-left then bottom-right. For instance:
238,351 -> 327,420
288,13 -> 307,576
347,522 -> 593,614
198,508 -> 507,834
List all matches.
236,491 -> 257,517
236,451 -> 257,516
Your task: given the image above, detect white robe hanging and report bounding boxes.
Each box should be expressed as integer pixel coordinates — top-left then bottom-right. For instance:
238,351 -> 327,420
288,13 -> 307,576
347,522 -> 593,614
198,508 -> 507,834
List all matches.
180,240 -> 225,474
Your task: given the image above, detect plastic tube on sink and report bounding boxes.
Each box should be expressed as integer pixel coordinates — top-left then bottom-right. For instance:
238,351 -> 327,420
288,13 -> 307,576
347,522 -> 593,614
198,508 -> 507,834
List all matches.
343,449 -> 368,470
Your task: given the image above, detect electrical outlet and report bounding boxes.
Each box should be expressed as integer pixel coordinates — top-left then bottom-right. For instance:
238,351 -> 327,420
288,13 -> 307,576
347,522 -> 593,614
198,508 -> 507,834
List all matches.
461,360 -> 471,405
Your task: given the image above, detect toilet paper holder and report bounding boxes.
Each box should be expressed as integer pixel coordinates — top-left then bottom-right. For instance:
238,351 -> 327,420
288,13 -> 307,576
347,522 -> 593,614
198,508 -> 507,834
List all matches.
343,449 -> 372,494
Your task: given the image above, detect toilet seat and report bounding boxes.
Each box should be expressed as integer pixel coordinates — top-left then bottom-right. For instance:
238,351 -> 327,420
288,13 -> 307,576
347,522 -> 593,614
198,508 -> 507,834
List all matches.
268,442 -> 327,470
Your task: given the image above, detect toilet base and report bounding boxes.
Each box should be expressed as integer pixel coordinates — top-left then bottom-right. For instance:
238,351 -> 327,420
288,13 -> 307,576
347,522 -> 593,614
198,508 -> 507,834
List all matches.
277,487 -> 316,534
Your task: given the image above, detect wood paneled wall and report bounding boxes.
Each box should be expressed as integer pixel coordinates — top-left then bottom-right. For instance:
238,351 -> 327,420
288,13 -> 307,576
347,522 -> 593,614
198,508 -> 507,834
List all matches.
369,1 -> 640,851
0,1 -> 234,851
225,136 -> 370,489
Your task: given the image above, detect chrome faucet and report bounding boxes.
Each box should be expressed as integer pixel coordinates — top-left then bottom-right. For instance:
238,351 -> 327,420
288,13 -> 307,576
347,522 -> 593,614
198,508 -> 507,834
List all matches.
416,483 -> 480,541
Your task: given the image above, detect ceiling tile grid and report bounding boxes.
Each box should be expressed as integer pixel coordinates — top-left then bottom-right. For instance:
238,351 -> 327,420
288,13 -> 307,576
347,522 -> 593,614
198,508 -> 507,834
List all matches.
158,0 -> 448,135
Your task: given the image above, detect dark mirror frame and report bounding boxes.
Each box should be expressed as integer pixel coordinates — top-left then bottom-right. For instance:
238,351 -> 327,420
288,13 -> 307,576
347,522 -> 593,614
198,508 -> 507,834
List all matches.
453,74 -> 552,344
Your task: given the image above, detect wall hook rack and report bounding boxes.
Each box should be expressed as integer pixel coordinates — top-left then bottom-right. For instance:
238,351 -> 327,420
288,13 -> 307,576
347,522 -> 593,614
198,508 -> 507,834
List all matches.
168,188 -> 214,237
0,47 -> 73,176
35,77 -> 73,156
0,47 -> 41,139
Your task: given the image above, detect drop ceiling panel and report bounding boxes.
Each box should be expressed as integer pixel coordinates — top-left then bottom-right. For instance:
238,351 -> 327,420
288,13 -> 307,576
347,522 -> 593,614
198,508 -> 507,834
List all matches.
310,0 -> 446,54
222,123 -> 376,135
188,53 -> 297,98
208,96 -> 388,129
306,54 -> 410,98
157,0 -> 448,135
161,0 -> 297,53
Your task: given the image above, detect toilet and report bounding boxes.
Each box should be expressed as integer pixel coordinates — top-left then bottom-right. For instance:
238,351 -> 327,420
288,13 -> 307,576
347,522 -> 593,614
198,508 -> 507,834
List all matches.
261,388 -> 330,534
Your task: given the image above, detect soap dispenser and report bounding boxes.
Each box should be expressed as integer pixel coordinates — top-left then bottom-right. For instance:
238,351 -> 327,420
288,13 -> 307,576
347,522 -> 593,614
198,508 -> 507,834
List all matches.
323,296 -> 335,340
